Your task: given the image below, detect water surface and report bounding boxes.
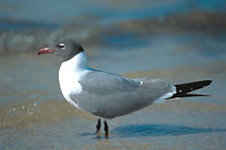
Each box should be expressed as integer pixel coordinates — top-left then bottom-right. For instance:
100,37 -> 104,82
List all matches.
0,0 -> 226,149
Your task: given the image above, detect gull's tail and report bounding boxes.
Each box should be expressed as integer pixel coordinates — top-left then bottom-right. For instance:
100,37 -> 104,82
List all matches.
168,80 -> 212,99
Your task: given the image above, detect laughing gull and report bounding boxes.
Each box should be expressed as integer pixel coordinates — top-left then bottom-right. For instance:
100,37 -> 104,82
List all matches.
37,39 -> 212,137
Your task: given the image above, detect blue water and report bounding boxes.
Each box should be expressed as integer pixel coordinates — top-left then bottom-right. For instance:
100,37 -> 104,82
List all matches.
0,0 -> 225,30
0,0 -> 226,149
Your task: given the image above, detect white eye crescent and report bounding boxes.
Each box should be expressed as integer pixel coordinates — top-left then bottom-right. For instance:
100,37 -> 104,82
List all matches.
58,43 -> 65,49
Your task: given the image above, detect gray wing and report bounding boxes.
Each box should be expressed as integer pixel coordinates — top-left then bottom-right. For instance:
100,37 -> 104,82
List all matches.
79,70 -> 141,95
71,70 -> 175,118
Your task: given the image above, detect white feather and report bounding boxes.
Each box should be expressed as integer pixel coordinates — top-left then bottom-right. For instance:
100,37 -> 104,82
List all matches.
154,85 -> 176,104
58,52 -> 90,108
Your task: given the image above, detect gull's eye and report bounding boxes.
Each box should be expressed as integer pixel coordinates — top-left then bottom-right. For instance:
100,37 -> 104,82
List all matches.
57,43 -> 65,49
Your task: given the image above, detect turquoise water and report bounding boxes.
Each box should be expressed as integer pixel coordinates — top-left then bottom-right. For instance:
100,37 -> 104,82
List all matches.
0,0 -> 225,29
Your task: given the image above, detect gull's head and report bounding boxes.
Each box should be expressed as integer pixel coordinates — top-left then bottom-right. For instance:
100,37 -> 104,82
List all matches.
37,39 -> 84,61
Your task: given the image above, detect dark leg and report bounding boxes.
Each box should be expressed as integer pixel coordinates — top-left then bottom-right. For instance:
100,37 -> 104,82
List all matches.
96,118 -> 101,137
104,120 -> 109,138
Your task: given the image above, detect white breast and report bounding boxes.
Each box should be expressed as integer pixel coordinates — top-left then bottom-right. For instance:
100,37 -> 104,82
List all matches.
58,52 -> 90,108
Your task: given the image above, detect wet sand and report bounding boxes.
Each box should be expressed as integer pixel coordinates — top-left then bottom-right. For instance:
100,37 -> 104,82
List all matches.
0,41 -> 226,149
0,0 -> 226,149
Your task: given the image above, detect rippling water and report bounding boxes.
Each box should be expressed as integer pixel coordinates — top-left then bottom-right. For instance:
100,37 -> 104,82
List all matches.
0,0 -> 226,149
1,39 -> 226,149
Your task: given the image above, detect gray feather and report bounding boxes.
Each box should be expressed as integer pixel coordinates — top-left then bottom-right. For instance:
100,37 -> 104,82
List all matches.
70,71 -> 175,119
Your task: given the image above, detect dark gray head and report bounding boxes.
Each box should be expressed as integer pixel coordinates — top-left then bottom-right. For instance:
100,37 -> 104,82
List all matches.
37,39 -> 84,61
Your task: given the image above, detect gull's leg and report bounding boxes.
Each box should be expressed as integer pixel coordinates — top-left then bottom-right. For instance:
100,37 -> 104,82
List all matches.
96,118 -> 101,137
104,120 -> 109,138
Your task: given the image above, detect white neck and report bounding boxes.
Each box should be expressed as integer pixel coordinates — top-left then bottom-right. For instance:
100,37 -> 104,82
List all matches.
62,51 -> 89,72
58,52 -> 90,108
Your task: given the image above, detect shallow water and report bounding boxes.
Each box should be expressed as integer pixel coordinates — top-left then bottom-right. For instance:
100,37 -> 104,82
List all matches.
0,33 -> 226,149
1,0 -> 226,149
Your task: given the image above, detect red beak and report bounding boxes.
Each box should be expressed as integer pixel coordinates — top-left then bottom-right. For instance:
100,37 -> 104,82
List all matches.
37,47 -> 54,55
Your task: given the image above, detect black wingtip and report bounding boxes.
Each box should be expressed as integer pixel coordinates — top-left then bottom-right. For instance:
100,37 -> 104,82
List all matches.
169,79 -> 213,99
176,80 -> 212,87
176,93 -> 211,97
203,80 -> 212,85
